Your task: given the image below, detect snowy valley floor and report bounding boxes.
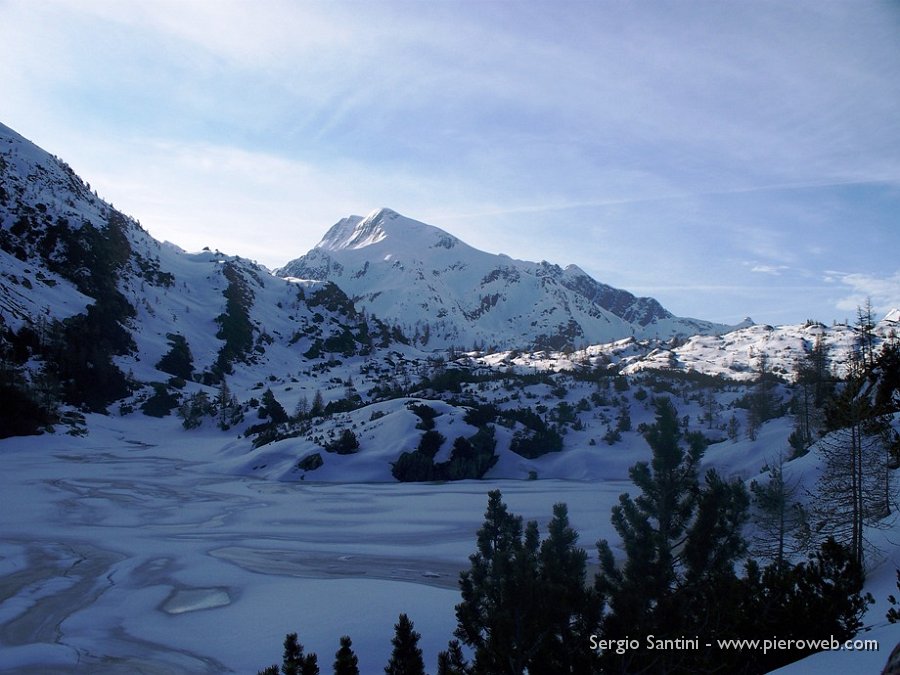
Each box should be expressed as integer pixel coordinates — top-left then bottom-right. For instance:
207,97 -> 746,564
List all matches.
0,417 -> 626,673
0,416 -> 898,674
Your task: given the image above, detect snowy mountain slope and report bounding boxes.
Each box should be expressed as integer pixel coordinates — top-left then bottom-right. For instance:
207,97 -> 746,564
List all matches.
1,118 -> 895,489
465,315 -> 893,386
2,122 -> 900,674
277,207 -> 732,350
622,321 -> 873,381
0,124 -> 110,330
0,122 -> 387,418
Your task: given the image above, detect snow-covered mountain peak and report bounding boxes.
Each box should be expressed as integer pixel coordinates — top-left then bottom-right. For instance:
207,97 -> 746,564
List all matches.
315,207 -> 403,251
279,208 -> 732,349
315,214 -> 367,251
314,208 -> 462,255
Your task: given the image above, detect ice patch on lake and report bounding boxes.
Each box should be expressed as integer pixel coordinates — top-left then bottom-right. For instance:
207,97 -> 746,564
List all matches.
161,587 -> 231,615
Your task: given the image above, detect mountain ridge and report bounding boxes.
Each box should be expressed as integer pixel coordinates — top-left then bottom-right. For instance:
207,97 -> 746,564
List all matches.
1,127 -> 898,675
2,119 -> 895,474
278,207 -> 734,350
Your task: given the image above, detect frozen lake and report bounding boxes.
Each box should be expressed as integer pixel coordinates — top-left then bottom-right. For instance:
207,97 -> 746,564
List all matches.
0,420 -> 627,673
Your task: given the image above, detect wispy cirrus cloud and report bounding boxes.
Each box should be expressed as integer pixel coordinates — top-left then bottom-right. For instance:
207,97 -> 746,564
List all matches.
751,265 -> 790,276
826,271 -> 900,316
1,0 -> 899,325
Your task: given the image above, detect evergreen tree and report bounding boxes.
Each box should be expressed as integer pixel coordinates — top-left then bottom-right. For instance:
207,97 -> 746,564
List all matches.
443,427 -> 498,480
385,614 -> 425,675
260,388 -> 289,425
887,569 -> 900,624
302,654 -> 320,675
333,635 -> 359,675
436,641 -> 470,675
214,261 -> 255,374
596,398 -> 700,627
615,404 -> 631,433
30,364 -> 60,421
344,376 -> 356,401
747,352 -> 779,440
0,381 -> 54,437
326,428 -> 360,455
793,335 -> 833,450
156,332 -> 194,379
454,491 -> 598,674
280,633 -> 319,675
282,633 -> 304,675
738,538 -> 873,672
454,490 -> 539,675
874,339 -> 900,415
727,413 -> 741,441
531,503 -> 600,674
682,469 -> 749,582
595,397 -> 749,673
798,538 -> 873,640
857,298 -> 877,369
178,390 -> 212,429
311,389 -> 325,417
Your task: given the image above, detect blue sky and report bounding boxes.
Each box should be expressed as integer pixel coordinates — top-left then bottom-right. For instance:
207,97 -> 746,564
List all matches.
2,0 -> 899,326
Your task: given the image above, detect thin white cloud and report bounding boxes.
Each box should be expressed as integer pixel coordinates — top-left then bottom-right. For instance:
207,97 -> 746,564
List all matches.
750,265 -> 790,276
53,0 -> 360,67
2,0 -> 899,327
68,135 -> 513,267
831,272 -> 900,316
6,0 -> 899,201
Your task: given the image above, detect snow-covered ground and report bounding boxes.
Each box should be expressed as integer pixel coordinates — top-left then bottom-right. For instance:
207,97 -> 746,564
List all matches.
3,116 -> 900,674
2,415 -> 898,674
0,416 -> 627,674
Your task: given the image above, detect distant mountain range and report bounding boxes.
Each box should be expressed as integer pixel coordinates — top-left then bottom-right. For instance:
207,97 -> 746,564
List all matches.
278,207 -> 741,350
4,124 -> 900,675
2,119 -> 897,470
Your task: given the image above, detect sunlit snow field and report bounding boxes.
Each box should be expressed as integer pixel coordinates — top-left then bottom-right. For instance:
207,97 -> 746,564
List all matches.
1,416 -> 897,674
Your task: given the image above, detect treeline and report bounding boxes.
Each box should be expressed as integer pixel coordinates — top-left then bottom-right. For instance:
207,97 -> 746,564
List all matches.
259,396 -> 881,675
0,212 -> 140,435
258,619 -> 420,675
391,403 -> 498,481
